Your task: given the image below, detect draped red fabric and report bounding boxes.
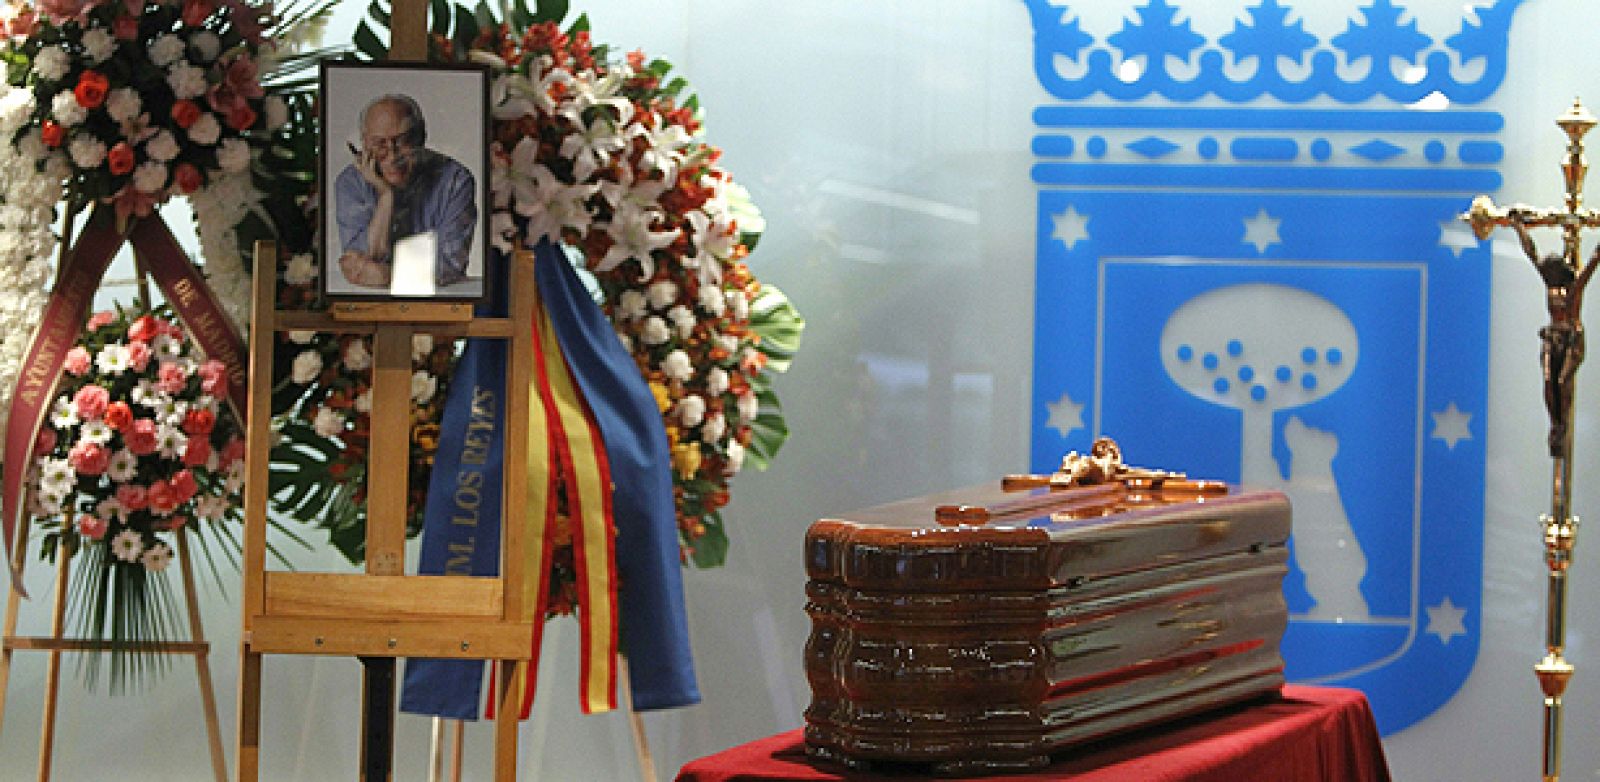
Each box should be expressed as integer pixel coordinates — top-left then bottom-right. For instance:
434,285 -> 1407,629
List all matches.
674,686 -> 1390,782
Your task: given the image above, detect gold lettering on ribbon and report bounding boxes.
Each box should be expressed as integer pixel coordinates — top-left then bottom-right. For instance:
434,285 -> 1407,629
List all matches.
17,270 -> 99,407
443,386 -> 498,576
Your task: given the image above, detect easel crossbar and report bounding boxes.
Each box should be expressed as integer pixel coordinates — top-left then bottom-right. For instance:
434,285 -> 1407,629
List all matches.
3,637 -> 209,654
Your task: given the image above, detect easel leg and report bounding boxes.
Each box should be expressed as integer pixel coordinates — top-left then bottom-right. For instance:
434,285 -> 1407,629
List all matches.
0,562 -> 24,739
493,660 -> 519,781
176,529 -> 227,782
235,645 -> 261,782
452,719 -> 466,782
429,717 -> 445,782
37,552 -> 69,782
618,656 -> 658,782
359,656 -> 396,782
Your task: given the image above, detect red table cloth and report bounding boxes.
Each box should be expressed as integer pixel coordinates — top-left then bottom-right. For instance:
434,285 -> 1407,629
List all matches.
674,685 -> 1390,782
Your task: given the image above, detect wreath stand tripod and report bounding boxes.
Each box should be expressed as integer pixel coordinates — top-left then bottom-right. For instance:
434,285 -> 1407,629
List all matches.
0,238 -> 228,782
236,240 -> 537,781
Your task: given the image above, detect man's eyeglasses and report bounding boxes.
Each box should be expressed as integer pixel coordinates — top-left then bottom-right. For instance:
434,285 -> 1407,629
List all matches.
364,126 -> 417,156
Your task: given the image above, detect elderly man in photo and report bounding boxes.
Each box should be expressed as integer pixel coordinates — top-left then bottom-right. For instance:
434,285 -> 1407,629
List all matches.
336,94 -> 477,289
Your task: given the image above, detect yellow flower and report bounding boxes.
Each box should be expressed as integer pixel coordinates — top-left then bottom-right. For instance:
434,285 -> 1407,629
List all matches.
649,381 -> 672,413
672,442 -> 702,478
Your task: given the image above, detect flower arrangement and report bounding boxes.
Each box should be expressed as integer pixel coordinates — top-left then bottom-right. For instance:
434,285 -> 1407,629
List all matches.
27,305 -> 245,686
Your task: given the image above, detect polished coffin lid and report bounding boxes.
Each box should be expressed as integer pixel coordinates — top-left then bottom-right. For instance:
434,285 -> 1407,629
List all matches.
802,480 -> 1292,774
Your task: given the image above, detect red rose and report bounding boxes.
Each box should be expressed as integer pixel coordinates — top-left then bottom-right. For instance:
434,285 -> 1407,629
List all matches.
115,483 -> 149,511
68,440 -> 110,475
124,418 -> 159,456
182,408 -> 216,437
128,314 -> 160,342
181,437 -> 211,467
170,469 -> 198,501
170,99 -> 201,129
106,141 -> 135,176
173,162 -> 202,194
104,401 -> 133,431
40,120 -> 64,148
225,104 -> 257,131
148,480 -> 181,515
73,70 -> 109,109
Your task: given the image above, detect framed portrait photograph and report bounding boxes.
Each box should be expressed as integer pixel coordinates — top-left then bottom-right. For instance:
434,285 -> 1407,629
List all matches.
320,61 -> 490,302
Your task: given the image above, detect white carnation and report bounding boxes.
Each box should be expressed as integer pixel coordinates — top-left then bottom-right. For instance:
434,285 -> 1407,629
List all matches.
132,161 -> 167,193
287,329 -> 316,344
312,406 -> 345,438
283,253 -> 317,285
343,339 -> 372,371
661,349 -> 693,383
410,371 -> 438,405
68,134 -> 107,169
105,88 -> 142,123
617,289 -> 647,321
187,112 -> 220,145
167,64 -> 208,100
216,137 -> 250,171
676,394 -> 705,428
736,390 -> 759,423
705,366 -> 729,397
700,411 -> 727,444
148,34 -> 185,67
640,315 -> 671,346
411,333 -> 434,361
727,289 -> 749,321
354,389 -> 372,413
646,280 -> 678,310
81,28 -> 116,64
667,305 -> 696,340
190,31 -> 221,63
725,440 -> 745,475
51,90 -> 87,126
34,48 -> 71,81
697,283 -> 726,316
144,129 -> 179,162
290,350 -> 322,383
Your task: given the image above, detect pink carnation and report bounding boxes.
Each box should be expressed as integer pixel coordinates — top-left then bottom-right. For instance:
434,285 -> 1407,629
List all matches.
127,341 -> 152,372
73,385 -> 110,420
181,437 -> 212,467
124,418 -> 159,456
157,361 -> 189,394
68,440 -> 110,475
86,311 -> 115,330
63,347 -> 91,376
199,360 -> 229,396
148,480 -> 181,515
76,514 -> 108,541
115,483 -> 149,511
35,0 -> 98,22
170,469 -> 199,502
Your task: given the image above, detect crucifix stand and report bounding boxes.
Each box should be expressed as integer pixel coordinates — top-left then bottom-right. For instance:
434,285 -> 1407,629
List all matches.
1465,97 -> 1600,782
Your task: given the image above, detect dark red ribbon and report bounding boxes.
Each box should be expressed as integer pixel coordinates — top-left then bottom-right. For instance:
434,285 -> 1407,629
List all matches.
3,207 -> 250,597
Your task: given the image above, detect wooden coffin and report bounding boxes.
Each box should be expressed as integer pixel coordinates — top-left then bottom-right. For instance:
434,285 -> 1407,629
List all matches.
803,478 -> 1291,775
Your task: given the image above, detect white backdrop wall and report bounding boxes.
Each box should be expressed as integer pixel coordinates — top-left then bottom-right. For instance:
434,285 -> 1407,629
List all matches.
5,1 -> 1600,780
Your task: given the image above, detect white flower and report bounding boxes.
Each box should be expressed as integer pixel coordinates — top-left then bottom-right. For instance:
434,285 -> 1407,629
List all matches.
130,379 -> 160,407
148,34 -> 185,68
106,88 -> 142,125
661,349 -> 693,383
151,334 -> 184,360
715,334 -> 740,356
194,494 -> 229,521
558,100 -> 628,181
156,424 -> 189,459
190,31 -> 221,62
34,48 -> 70,81
727,289 -> 750,321
701,412 -> 727,444
697,284 -> 727,317
646,280 -> 678,310
284,254 -> 317,285
141,543 -> 172,572
617,290 -> 648,322
144,129 -> 179,162
676,394 -> 705,428
342,339 -> 372,371
290,350 -> 322,383
264,96 -> 288,130
110,530 -> 144,562
49,398 -> 78,429
79,419 -> 113,445
640,316 -> 671,346
412,334 -> 434,361
32,489 -> 65,516
410,371 -> 438,405
596,202 -> 678,280
287,329 -> 316,344
354,388 -> 372,413
705,367 -> 730,397
736,390 -> 759,424
68,135 -> 106,169
667,305 -> 696,340
81,28 -> 116,64
167,64 -> 208,101
312,406 -> 345,438
188,113 -> 220,146
725,440 -> 746,475
107,449 -> 137,482
216,137 -> 250,172
133,161 -> 168,194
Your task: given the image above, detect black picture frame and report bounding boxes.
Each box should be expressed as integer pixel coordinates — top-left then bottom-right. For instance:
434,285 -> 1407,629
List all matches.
319,60 -> 491,302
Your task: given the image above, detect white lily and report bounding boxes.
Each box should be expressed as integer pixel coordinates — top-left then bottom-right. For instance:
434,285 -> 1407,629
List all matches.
596,200 -> 678,280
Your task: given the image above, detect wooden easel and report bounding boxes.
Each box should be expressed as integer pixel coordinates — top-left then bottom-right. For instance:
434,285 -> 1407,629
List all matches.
235,241 -> 537,781
0,528 -> 229,782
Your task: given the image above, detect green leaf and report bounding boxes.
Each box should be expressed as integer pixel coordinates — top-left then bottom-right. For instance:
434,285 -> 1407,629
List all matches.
353,21 -> 387,60
533,0 -> 568,24
429,0 -> 449,36
744,385 -> 789,470
689,514 -> 729,568
453,3 -> 480,51
749,284 -> 804,372
566,12 -> 590,34
509,0 -> 533,29
472,0 -> 496,30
